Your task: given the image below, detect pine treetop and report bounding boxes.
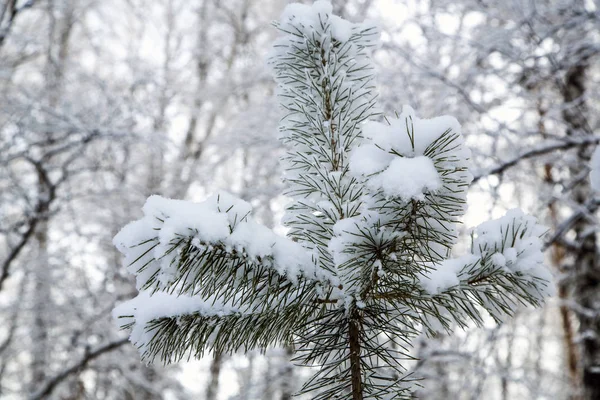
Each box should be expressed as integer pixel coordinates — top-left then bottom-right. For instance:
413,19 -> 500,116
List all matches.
113,2 -> 554,398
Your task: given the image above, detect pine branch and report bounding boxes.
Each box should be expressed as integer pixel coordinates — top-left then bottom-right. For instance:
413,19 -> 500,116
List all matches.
127,299 -> 317,363
420,209 -> 554,329
113,194 -> 325,298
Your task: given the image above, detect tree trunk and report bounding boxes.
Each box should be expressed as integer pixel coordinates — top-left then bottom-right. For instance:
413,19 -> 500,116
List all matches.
501,325 -> 515,400
561,59 -> 600,400
30,175 -> 51,392
279,346 -> 294,400
545,164 -> 580,399
205,352 -> 222,400
349,312 -> 363,400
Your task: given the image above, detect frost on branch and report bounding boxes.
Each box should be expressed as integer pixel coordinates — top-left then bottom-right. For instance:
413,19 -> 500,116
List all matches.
113,2 -> 554,399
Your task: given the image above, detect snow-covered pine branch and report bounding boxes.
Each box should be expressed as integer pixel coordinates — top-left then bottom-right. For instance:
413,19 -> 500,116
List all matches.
113,193 -> 323,293
113,2 -> 554,399
421,209 -> 555,328
112,193 -> 328,361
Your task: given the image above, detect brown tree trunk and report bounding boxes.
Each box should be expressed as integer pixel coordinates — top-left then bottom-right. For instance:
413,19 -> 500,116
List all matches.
544,163 -> 580,398
349,311 -> 363,400
561,59 -> 600,400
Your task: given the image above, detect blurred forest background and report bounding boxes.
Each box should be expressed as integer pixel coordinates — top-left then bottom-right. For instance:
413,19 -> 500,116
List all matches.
1,0 -> 599,399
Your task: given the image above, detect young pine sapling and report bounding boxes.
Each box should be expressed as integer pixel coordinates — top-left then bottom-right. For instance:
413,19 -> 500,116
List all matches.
113,2 -> 554,399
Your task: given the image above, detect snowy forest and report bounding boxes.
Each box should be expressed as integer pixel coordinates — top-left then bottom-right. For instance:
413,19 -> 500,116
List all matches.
1,0 -> 599,399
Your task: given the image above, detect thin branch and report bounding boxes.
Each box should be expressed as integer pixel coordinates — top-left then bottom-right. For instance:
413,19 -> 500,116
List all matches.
0,0 -> 36,50
0,157 -> 57,291
543,198 -> 600,251
29,338 -> 129,400
0,219 -> 37,291
473,136 -> 600,183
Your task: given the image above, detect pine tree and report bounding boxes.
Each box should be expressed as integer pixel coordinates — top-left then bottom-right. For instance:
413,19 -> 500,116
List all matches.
112,2 -> 555,399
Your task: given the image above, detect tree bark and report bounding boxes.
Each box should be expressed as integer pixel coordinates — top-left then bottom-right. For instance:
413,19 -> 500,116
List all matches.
561,59 -> 600,400
541,129 -> 580,397
349,312 -> 363,400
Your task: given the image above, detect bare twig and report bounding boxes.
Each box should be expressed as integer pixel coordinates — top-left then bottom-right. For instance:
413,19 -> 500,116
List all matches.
543,199 -> 600,251
473,136 -> 600,183
0,0 -> 36,49
29,338 -> 129,400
